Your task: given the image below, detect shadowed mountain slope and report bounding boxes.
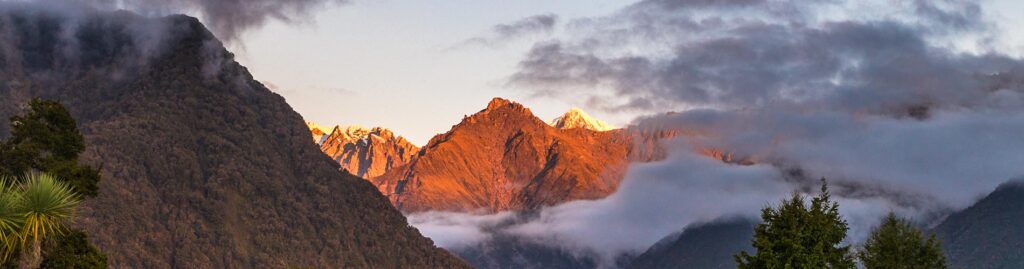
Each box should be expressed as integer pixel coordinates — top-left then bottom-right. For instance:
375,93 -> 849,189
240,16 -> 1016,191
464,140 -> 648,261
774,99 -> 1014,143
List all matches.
933,180 -> 1024,269
628,218 -> 755,269
0,4 -> 467,268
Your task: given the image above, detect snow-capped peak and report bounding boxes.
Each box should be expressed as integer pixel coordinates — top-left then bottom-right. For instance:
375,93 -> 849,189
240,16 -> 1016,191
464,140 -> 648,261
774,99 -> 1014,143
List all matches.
550,107 -> 614,131
337,125 -> 372,140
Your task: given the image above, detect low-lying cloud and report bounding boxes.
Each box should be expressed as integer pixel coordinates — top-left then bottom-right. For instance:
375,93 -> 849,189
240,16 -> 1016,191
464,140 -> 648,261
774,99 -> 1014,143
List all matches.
36,0 -> 347,41
412,0 -> 1024,267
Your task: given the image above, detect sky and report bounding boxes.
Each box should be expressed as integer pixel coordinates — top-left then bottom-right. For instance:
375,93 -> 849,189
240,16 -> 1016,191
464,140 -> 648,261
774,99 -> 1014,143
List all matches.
229,0 -> 1024,145
233,0 -> 636,145
118,1 -> 1024,262
8,1 -> 1024,266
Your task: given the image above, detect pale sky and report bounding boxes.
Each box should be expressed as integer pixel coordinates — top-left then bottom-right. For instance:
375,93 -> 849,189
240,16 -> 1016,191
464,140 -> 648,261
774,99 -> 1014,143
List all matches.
233,0 -> 634,145
230,0 -> 1024,145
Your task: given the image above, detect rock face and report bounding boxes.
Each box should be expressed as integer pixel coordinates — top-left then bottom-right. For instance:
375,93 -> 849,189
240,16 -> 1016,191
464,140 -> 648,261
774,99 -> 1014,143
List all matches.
0,5 -> 467,269
306,121 -> 330,144
372,98 -> 634,212
550,107 -> 614,131
317,125 -> 419,179
933,180 -> 1024,269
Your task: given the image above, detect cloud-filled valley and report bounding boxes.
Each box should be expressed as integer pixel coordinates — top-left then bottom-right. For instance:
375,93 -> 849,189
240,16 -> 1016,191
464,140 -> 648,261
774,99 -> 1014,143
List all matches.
409,0 -> 1024,267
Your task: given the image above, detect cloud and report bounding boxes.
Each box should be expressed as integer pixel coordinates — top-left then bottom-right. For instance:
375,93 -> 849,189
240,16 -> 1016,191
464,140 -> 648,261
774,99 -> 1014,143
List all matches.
508,0 -> 1019,115
408,211 -> 518,249
502,147 -> 789,265
413,0 -> 1024,267
452,14 -> 559,49
51,0 -> 348,41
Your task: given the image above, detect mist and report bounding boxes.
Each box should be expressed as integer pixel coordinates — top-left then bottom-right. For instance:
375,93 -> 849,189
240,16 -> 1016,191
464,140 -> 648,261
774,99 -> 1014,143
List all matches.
410,0 -> 1024,267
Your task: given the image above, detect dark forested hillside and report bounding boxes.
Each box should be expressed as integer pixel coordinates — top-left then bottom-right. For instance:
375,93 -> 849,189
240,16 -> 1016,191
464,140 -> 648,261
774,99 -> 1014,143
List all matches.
628,218 -> 755,269
933,180 -> 1024,269
0,4 -> 467,268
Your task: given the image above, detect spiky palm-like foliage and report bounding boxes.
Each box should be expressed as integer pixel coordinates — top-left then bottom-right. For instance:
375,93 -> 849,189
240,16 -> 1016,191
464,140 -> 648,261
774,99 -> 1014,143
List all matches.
18,173 -> 79,269
0,177 -> 24,260
0,173 -> 80,268
19,173 -> 79,245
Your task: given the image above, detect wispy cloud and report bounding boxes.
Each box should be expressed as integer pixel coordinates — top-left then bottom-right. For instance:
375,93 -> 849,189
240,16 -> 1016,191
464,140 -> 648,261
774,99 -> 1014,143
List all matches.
450,13 -> 559,50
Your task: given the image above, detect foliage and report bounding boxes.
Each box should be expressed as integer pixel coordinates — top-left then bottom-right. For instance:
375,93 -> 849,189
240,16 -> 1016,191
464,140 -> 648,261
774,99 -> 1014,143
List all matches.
0,100 -> 107,268
735,179 -> 855,269
0,173 -> 80,269
0,99 -> 100,197
20,173 -> 79,246
40,230 -> 108,269
859,212 -> 947,269
0,179 -> 22,261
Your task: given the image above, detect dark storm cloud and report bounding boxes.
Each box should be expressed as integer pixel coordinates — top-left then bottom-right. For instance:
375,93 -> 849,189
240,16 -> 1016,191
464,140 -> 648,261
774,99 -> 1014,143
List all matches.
509,0 -> 1019,114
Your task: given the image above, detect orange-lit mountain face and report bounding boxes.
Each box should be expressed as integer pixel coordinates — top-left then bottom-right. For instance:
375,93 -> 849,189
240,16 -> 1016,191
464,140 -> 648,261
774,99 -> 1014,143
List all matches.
371,98 -> 639,212
303,98 -> 696,212
304,98 -> 753,213
310,124 -> 420,179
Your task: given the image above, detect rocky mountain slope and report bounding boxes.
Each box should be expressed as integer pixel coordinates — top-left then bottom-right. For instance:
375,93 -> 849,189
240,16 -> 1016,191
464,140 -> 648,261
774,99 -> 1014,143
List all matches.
933,180 -> 1024,269
315,124 -> 419,179
307,121 -> 330,144
373,98 -> 636,212
0,5 -> 467,268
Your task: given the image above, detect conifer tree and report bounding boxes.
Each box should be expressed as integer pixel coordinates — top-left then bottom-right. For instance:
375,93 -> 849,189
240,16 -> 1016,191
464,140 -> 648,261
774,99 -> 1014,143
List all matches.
736,179 -> 855,269
858,212 -> 947,269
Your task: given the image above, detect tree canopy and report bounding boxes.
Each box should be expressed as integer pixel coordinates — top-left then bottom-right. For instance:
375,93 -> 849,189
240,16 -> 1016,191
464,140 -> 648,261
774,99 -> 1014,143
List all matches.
0,99 -> 107,268
736,179 -> 855,269
0,99 -> 100,197
859,212 -> 947,269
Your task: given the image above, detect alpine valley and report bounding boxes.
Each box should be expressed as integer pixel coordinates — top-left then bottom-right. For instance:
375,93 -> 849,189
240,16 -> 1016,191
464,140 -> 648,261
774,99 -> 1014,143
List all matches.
2,1 -> 1024,269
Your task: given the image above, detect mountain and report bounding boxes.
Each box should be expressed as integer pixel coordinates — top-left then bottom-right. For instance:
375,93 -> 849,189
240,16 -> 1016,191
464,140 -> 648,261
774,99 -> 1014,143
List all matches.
933,180 -> 1024,269
628,218 -> 755,269
0,5 -> 467,268
550,107 -> 614,131
317,125 -> 419,179
373,98 -> 635,212
306,121 -> 330,144
455,233 -> 605,269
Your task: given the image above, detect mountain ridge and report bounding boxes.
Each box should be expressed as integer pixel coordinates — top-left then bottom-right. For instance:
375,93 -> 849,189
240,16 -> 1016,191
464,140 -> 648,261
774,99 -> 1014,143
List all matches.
933,180 -> 1024,269
0,6 -> 467,268
373,97 -> 635,212
315,123 -> 420,179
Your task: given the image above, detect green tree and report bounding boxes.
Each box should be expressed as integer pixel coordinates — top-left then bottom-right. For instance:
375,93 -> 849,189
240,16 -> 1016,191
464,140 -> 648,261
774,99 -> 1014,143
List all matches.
0,99 -> 100,197
39,230 -> 107,269
0,174 -> 80,269
735,179 -> 855,269
0,100 -> 107,268
858,212 -> 947,269
17,173 -> 80,269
